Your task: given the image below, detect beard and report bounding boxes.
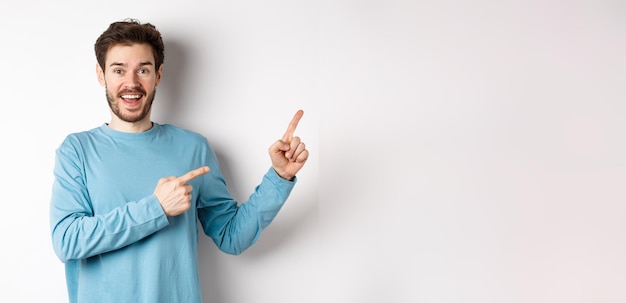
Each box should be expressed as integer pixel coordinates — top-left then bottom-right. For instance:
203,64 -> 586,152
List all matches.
106,86 -> 156,123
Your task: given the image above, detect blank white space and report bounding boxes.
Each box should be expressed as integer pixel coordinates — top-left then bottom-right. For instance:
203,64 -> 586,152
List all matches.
1,0 -> 625,302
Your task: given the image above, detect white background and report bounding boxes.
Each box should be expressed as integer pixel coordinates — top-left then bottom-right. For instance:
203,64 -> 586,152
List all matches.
1,1 -> 625,302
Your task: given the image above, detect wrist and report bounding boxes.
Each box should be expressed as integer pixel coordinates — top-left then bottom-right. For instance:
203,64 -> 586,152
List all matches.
273,168 -> 294,181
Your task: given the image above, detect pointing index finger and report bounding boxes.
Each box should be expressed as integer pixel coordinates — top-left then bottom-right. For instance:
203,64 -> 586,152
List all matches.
282,110 -> 304,142
178,166 -> 210,183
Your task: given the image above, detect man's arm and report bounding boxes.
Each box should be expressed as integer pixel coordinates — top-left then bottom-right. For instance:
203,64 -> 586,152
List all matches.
197,110 -> 308,255
49,138 -> 169,262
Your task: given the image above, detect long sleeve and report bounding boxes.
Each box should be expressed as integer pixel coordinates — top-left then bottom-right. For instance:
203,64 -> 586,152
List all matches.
50,136 -> 169,263
50,123 -> 297,303
196,139 -> 296,255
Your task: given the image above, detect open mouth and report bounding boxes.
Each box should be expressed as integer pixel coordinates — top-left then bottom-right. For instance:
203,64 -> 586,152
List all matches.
119,92 -> 144,108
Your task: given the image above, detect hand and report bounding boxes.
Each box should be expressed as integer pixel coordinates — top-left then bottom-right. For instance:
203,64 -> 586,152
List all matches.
153,166 -> 210,216
269,110 -> 309,180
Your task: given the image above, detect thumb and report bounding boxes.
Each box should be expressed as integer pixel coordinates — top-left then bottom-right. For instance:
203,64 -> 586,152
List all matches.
269,139 -> 290,153
158,176 -> 177,185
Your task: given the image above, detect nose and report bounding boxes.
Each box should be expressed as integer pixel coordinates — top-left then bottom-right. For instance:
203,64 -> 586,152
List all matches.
124,72 -> 140,89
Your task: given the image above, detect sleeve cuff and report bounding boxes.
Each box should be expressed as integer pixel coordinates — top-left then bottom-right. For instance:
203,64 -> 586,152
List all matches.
268,167 -> 298,185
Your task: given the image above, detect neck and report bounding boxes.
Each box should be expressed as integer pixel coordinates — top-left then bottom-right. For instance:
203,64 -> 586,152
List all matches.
108,118 -> 153,133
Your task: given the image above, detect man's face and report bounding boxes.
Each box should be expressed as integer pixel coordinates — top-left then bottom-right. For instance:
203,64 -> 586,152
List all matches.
97,43 -> 162,124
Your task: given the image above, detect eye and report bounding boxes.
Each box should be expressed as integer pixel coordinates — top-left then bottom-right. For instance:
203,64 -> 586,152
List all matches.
113,69 -> 123,75
138,68 -> 149,75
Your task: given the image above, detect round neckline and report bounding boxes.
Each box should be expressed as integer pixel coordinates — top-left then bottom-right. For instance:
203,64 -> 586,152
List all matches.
99,122 -> 160,140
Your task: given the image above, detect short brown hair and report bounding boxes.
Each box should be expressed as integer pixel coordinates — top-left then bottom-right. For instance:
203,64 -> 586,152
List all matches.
94,18 -> 165,71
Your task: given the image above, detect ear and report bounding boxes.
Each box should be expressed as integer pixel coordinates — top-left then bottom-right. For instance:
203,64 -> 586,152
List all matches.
155,64 -> 163,87
96,63 -> 106,86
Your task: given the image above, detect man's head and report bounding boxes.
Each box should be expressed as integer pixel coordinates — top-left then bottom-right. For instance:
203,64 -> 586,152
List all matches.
95,19 -> 165,73
95,19 -> 164,127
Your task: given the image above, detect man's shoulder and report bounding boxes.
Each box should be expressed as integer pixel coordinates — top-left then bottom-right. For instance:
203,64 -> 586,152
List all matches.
157,123 -> 208,142
61,125 -> 103,142
55,125 -> 105,154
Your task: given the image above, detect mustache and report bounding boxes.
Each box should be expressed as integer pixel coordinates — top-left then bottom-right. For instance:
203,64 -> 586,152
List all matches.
118,88 -> 147,96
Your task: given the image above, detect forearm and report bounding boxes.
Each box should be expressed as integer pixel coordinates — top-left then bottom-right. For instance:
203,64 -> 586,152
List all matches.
199,168 -> 296,255
51,195 -> 168,262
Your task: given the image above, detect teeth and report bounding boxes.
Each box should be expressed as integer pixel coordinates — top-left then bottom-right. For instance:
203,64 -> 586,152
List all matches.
121,94 -> 141,99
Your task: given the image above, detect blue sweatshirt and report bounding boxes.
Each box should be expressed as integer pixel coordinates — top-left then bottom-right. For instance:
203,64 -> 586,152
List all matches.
49,123 -> 295,303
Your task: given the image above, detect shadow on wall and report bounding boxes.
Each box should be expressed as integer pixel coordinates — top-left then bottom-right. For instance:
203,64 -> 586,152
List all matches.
157,37 -> 318,302
199,149 -> 319,301
198,176 -> 318,302
152,38 -> 188,125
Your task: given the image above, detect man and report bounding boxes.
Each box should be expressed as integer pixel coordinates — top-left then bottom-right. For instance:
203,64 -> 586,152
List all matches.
49,19 -> 308,303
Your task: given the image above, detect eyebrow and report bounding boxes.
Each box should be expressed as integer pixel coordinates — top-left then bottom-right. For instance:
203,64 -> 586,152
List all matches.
109,61 -> 154,68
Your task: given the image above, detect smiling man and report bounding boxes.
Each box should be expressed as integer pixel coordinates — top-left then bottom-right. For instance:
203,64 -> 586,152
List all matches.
100,43 -> 159,130
49,19 -> 308,303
